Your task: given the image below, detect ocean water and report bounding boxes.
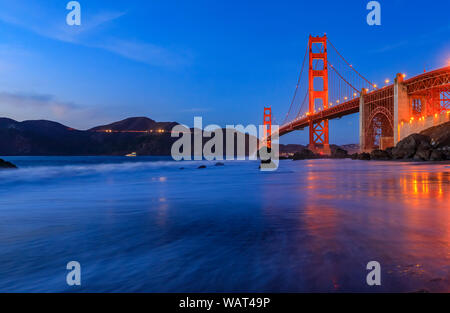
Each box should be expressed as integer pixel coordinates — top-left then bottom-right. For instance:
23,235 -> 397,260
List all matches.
0,156 -> 449,292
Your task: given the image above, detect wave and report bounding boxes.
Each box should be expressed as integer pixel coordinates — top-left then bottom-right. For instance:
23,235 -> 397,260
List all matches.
0,159 -> 240,185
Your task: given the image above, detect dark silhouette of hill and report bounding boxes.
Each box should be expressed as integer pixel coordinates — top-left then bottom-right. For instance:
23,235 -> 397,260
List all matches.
89,117 -> 178,132
0,116 -> 362,157
0,117 -> 258,156
0,117 -> 178,156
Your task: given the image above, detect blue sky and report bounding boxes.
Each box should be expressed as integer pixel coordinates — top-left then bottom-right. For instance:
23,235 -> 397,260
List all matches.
0,0 -> 449,144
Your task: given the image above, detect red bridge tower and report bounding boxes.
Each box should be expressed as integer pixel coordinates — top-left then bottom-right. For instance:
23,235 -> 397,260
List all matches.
308,35 -> 330,155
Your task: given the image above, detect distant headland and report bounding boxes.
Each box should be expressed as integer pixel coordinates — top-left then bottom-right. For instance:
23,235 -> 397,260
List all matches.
0,116 -> 359,157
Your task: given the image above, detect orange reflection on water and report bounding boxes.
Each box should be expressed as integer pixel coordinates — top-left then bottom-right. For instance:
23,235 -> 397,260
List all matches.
290,162 -> 450,291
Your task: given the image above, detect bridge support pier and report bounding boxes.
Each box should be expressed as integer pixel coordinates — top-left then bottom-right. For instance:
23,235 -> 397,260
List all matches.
394,73 -> 409,144
359,89 -> 366,153
308,143 -> 331,155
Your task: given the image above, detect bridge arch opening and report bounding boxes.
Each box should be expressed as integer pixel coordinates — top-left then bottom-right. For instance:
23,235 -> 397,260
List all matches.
366,110 -> 394,151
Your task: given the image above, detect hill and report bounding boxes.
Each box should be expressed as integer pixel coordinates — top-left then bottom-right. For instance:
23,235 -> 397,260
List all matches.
0,117 -> 177,156
89,117 -> 178,132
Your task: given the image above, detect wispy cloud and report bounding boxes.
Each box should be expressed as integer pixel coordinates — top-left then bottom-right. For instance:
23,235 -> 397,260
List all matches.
0,91 -> 110,129
0,1 -> 190,68
98,39 -> 191,67
371,40 -> 409,53
180,108 -> 212,113
371,24 -> 450,54
0,1 -> 125,43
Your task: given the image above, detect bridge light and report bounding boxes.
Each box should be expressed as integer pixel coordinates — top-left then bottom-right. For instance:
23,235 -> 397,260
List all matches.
373,84 -> 377,88
336,100 -> 340,104
402,74 -> 406,78
353,93 -> 357,97
385,79 -> 390,84
344,97 -> 348,100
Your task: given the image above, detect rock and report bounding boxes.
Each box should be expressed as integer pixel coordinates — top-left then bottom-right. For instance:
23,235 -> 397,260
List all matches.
385,147 -> 394,158
331,147 -> 348,159
292,149 -> 317,160
420,121 -> 450,148
215,162 -> 225,166
350,153 -> 359,160
413,147 -> 432,161
0,158 -> 17,169
357,152 -> 371,160
444,149 -> 450,160
370,149 -> 392,160
198,165 -> 207,169
392,133 -> 431,159
429,150 -> 446,161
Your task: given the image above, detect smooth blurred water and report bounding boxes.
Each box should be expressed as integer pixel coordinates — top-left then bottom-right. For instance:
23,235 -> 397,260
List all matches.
0,157 -> 449,292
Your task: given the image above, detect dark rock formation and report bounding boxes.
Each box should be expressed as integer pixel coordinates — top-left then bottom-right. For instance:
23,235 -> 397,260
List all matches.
389,131 -> 449,161
331,147 -> 349,159
198,165 -> 207,169
357,152 -> 371,160
370,149 -> 392,160
215,162 -> 225,166
391,134 -> 431,160
421,121 -> 450,148
429,150 -> 445,161
292,149 -> 317,160
0,158 -> 17,169
357,121 -> 450,162
350,153 -> 359,160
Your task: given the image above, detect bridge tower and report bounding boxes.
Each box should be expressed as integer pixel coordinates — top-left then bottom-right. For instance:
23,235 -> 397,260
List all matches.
263,107 -> 272,150
308,35 -> 331,155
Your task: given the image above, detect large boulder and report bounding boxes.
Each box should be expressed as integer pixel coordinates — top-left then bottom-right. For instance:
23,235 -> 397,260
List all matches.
421,121 -> 450,148
0,158 -> 17,169
331,147 -> 349,159
392,134 -> 431,159
413,146 -> 432,161
357,152 -> 371,160
292,149 -> 317,160
385,147 -> 394,158
370,149 -> 392,160
429,150 -> 445,161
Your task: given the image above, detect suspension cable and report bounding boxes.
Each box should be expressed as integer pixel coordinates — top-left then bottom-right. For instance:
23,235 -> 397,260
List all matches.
295,91 -> 309,119
283,47 -> 308,124
329,64 -> 359,93
327,38 -> 374,86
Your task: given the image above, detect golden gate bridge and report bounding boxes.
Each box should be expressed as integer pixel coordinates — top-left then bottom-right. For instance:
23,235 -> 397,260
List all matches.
264,34 -> 450,154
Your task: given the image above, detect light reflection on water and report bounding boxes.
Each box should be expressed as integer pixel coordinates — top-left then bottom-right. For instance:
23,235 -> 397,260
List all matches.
0,157 -> 448,292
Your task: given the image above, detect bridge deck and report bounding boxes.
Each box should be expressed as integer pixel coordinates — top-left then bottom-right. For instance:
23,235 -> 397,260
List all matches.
278,66 -> 450,137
